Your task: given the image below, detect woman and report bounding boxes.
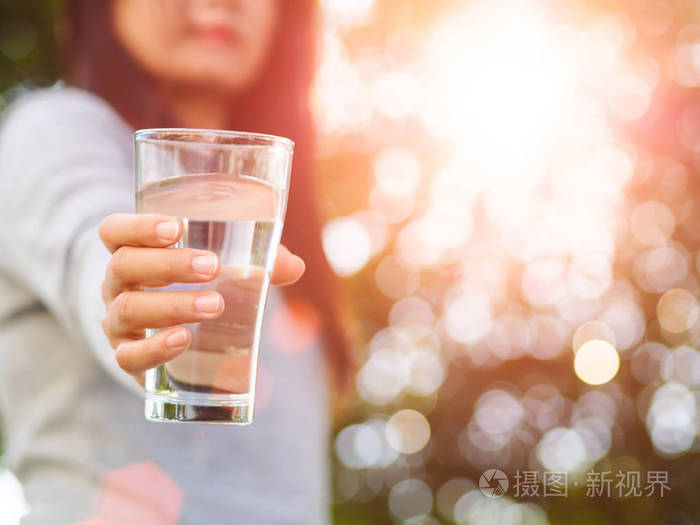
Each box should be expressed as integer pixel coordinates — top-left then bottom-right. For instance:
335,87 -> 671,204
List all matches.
0,0 -> 351,523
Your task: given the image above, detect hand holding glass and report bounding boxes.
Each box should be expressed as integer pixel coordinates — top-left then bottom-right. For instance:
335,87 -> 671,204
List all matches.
134,129 -> 293,424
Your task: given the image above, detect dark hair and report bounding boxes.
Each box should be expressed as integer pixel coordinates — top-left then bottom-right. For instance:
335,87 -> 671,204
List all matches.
64,0 -> 355,398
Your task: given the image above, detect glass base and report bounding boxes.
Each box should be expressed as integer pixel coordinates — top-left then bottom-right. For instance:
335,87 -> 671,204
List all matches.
145,393 -> 253,424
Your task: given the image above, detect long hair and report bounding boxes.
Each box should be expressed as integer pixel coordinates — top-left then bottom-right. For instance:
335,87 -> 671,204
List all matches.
63,0 -> 355,400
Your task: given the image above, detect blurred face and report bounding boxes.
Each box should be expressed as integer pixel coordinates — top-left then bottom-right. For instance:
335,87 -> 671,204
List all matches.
112,0 -> 278,92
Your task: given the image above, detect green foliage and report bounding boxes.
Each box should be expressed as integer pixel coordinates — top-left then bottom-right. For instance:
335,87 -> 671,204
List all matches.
0,0 -> 62,108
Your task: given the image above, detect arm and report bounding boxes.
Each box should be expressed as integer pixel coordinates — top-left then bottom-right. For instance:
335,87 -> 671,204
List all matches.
0,88 -> 141,394
0,88 -> 306,390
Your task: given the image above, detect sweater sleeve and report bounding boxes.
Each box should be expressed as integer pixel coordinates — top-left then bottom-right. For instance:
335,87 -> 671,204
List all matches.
0,87 -> 143,396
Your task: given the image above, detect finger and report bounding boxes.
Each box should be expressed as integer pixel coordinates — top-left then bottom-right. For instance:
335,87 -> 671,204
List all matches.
104,247 -> 220,301
107,291 -> 224,336
270,245 -> 305,286
99,213 -> 182,253
115,326 -> 191,374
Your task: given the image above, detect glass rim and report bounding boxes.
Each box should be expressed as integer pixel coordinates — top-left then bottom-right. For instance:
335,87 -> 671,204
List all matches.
134,128 -> 294,150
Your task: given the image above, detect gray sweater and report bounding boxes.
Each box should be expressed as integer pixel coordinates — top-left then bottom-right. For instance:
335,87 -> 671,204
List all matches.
0,87 -> 329,524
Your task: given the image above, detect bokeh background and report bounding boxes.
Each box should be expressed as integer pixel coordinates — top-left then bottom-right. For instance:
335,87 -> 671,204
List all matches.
1,0 -> 700,523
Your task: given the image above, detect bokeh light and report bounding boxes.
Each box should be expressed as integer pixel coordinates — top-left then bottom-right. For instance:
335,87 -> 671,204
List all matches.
372,145 -> 421,201
311,0 -> 700,516
444,291 -> 492,345
473,390 -> 523,436
356,348 -> 409,405
630,201 -> 676,246
572,321 -> 616,352
631,342 -> 669,384
454,492 -> 549,525
388,478 -> 433,521
574,340 -> 621,385
374,255 -> 419,299
322,216 -> 372,276
335,419 -> 398,470
661,345 -> 700,387
436,478 -> 475,522
656,288 -> 699,333
537,427 -> 589,473
385,409 -> 431,455
646,382 -> 697,456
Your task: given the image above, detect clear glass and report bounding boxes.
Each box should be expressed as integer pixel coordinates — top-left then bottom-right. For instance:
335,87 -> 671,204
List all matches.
134,129 -> 293,424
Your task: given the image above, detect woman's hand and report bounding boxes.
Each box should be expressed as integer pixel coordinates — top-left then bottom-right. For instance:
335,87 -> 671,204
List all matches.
98,213 -> 304,383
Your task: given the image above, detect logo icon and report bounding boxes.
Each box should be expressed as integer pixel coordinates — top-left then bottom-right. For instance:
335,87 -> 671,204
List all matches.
479,469 -> 509,498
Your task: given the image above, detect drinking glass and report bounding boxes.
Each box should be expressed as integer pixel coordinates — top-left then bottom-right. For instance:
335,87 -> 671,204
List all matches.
134,129 -> 293,424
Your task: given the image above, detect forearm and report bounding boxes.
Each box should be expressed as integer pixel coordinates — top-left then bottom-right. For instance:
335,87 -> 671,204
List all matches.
0,88 -> 141,393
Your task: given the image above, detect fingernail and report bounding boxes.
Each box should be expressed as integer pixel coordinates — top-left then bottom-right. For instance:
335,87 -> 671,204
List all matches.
192,254 -> 218,275
165,329 -> 188,348
156,221 -> 179,242
195,294 -> 221,314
